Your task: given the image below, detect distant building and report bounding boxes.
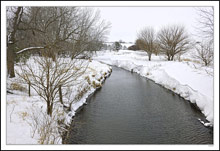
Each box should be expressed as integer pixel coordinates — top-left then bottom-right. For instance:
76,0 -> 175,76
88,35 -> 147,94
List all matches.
128,45 -> 139,51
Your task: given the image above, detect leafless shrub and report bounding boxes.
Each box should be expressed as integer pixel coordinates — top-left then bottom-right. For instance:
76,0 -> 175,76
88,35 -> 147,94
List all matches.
193,41 -> 213,66
10,82 -> 26,91
16,52 -> 88,116
27,107 -> 63,144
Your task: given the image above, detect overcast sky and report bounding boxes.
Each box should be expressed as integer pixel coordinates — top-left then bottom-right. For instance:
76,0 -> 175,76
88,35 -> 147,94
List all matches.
95,7 -> 201,43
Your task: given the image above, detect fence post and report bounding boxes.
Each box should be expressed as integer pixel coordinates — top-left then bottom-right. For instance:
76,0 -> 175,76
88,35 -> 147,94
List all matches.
59,85 -> 63,104
28,81 -> 31,97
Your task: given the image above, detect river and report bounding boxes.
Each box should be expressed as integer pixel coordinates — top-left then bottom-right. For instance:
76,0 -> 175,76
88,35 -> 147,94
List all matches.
65,66 -> 213,144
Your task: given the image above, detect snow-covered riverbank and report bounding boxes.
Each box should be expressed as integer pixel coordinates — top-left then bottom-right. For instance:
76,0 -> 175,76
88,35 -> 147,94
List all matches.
6,58 -> 111,144
6,50 -> 214,144
93,50 -> 214,125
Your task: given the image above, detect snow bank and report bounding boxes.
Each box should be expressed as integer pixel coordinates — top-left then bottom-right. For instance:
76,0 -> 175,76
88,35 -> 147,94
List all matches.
93,50 -> 214,125
63,60 -> 112,125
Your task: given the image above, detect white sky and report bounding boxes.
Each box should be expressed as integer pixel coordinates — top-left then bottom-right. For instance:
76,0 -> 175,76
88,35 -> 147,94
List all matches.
95,7 -> 200,42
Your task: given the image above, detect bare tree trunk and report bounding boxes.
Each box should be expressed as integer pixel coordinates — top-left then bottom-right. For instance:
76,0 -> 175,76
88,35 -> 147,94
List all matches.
47,101 -> 50,115
28,81 -> 31,97
59,85 -> 63,104
167,55 -> 171,61
7,43 -> 15,78
50,102 -> 53,116
47,101 -> 52,117
171,55 -> 174,61
7,7 -> 23,78
148,53 -> 152,61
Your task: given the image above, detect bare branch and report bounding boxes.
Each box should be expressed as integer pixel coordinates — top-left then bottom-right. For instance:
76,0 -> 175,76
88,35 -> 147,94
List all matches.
16,46 -> 44,54
195,7 -> 214,42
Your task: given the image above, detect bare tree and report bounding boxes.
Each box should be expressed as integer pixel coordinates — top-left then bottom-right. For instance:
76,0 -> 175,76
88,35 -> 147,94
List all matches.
16,51 -> 88,116
157,25 -> 191,61
137,27 -> 156,61
195,7 -> 214,43
7,7 -> 110,77
23,7 -> 83,60
194,41 -> 213,66
193,7 -> 214,66
71,8 -> 111,57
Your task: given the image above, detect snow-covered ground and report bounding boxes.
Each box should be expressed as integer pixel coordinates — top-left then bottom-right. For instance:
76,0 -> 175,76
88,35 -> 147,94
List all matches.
6,50 -> 214,144
93,50 -> 214,125
6,57 -> 111,144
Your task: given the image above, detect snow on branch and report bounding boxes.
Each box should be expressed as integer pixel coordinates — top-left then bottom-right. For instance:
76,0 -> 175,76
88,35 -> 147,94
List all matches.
16,47 -> 44,54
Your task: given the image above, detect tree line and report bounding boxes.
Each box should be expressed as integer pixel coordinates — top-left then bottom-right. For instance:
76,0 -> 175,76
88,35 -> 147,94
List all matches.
7,7 -> 111,78
136,25 -> 191,61
132,7 -> 214,66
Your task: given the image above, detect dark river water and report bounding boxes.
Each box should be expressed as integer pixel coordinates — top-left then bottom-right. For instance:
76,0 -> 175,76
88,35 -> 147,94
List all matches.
65,67 -> 213,144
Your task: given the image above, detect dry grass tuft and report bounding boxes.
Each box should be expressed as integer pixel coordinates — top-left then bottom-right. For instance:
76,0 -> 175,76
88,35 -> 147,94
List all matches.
10,82 -> 26,91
